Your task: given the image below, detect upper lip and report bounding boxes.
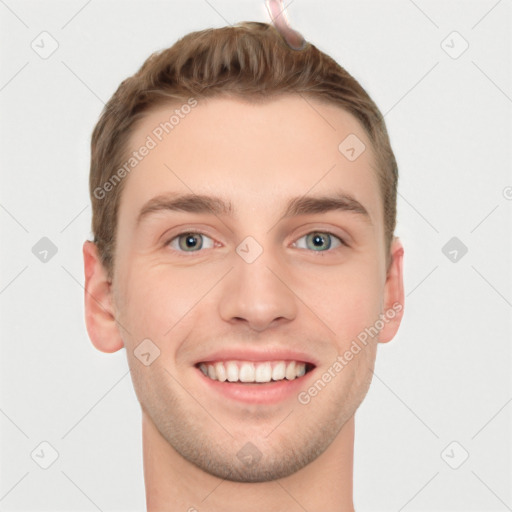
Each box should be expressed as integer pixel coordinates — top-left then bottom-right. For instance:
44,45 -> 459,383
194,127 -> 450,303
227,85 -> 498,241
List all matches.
194,348 -> 319,367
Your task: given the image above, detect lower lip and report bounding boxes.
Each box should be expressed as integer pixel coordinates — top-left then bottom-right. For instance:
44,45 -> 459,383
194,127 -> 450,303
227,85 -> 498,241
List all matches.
195,367 -> 315,405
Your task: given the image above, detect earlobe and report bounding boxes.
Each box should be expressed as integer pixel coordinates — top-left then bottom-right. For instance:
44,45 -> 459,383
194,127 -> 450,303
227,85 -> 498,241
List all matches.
378,236 -> 405,344
83,240 -> 124,353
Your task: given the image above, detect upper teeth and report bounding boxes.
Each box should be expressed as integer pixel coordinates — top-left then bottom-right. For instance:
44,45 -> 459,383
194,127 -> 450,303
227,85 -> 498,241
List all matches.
198,360 -> 307,383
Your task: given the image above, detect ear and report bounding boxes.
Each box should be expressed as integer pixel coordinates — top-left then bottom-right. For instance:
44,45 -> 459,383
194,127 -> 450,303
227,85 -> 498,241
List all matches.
378,236 -> 405,344
83,240 -> 124,353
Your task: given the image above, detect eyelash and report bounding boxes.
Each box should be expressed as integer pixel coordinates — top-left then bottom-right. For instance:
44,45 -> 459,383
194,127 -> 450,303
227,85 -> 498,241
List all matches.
165,230 -> 348,256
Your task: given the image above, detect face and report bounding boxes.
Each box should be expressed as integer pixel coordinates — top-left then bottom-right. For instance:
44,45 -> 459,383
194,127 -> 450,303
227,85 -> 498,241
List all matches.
104,95 -> 403,482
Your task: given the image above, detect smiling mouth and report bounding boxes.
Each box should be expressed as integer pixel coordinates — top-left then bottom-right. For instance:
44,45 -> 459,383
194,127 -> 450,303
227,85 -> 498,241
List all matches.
195,360 -> 316,384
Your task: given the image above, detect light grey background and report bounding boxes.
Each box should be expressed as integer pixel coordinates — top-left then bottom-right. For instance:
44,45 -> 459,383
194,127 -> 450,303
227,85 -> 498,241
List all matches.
1,0 -> 511,510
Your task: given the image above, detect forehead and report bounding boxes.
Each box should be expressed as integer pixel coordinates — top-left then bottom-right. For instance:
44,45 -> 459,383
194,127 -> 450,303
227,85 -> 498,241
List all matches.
119,94 -> 383,231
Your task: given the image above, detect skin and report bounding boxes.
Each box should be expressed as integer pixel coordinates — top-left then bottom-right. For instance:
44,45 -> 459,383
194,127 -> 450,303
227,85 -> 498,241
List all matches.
83,94 -> 404,511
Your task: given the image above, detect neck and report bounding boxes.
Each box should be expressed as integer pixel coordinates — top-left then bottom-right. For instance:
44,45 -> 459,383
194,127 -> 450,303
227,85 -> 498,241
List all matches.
142,410 -> 355,512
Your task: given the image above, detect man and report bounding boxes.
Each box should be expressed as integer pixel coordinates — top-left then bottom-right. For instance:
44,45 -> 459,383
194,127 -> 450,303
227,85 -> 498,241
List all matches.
83,21 -> 404,511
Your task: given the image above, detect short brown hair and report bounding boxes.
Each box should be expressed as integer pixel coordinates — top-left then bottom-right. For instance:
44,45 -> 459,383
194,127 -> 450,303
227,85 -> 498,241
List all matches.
89,21 -> 398,279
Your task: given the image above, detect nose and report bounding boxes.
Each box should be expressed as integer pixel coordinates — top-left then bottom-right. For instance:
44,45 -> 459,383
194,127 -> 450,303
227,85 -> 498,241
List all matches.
218,249 -> 298,332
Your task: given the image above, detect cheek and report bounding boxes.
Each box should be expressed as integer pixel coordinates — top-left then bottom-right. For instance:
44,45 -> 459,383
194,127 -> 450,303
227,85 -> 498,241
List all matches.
114,266 -> 168,345
118,264 -> 212,342
296,261 -> 382,338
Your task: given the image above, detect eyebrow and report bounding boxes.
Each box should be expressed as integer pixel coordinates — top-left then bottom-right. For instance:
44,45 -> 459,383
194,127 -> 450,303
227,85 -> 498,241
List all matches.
136,191 -> 372,226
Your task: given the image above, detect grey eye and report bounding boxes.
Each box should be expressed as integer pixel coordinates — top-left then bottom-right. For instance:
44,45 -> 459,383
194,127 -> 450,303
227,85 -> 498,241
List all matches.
294,232 -> 344,252
169,233 -> 215,252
